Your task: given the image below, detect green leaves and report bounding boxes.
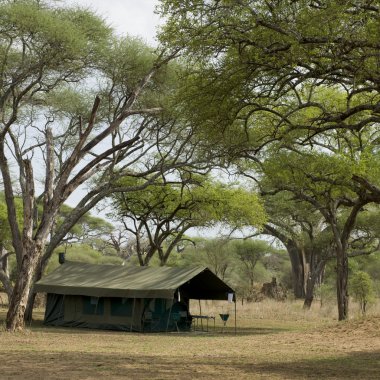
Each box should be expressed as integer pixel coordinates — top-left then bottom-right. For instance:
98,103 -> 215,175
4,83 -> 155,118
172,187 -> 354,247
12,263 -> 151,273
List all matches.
0,1 -> 107,63
112,176 -> 265,229
0,194 -> 23,248
159,0 -> 380,156
350,270 -> 375,314
262,150 -> 354,200
100,37 -> 156,89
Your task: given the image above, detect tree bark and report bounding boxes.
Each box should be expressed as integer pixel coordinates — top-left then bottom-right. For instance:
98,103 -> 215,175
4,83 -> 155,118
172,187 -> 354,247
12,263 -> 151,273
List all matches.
6,245 -> 41,331
303,257 -> 326,309
287,243 -> 306,298
24,261 -> 45,323
24,248 -> 51,323
330,201 -> 364,321
336,250 -> 349,320
262,225 -> 308,298
303,276 -> 314,310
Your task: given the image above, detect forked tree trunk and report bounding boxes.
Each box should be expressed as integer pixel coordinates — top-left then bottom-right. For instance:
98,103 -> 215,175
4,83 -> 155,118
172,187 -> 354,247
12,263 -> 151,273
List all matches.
303,257 -> 326,310
24,253 -> 50,323
6,246 -> 41,331
331,202 -> 363,321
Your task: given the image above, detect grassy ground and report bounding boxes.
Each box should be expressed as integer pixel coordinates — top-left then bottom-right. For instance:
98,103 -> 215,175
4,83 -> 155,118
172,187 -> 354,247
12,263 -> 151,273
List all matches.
0,299 -> 379,379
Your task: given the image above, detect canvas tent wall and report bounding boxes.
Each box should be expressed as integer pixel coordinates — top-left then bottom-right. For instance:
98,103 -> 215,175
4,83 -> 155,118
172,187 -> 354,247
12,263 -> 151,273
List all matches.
35,262 -> 235,332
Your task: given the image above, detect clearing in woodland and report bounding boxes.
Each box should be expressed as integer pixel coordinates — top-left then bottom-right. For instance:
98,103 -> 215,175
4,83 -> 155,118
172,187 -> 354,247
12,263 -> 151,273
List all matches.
0,299 -> 379,379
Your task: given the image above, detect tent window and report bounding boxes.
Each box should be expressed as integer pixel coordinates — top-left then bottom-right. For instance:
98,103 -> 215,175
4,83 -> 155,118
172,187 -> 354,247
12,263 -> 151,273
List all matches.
110,297 -> 134,317
83,296 -> 104,315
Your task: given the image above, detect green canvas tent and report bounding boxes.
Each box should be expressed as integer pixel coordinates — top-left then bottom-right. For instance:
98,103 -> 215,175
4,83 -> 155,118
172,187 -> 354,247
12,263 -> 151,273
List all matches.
35,261 -> 235,332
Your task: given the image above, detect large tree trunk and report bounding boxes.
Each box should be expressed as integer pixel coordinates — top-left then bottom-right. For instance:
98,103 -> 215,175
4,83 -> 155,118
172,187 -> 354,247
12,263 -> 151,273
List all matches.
24,262 -> 44,323
6,246 -> 41,331
336,250 -> 349,321
303,254 -> 326,310
287,244 -> 306,298
24,290 -> 36,323
262,225 -> 309,298
303,276 -> 315,310
330,201 -> 363,321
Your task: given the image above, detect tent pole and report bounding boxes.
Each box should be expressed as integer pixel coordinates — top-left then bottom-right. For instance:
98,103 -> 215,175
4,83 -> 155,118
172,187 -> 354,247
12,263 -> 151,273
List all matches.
130,298 -> 136,332
234,297 -> 237,336
166,299 -> 173,332
198,299 -> 203,330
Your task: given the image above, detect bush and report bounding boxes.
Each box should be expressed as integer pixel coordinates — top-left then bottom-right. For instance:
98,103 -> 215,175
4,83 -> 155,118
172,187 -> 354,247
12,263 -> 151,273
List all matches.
350,271 -> 375,314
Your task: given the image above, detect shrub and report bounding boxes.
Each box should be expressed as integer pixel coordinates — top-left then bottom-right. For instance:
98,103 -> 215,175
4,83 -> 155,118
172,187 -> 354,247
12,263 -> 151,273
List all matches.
350,271 -> 375,314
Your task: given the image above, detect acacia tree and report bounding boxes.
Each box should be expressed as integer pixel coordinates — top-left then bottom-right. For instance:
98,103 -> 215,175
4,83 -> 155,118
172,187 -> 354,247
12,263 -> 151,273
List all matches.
180,237 -> 239,281
233,239 -> 275,289
159,1 -> 380,146
110,177 -> 266,266
52,206 -> 114,254
0,0 -> 211,331
160,3 -> 380,321
58,205 -> 113,242
256,192 -> 332,307
259,138 -> 380,319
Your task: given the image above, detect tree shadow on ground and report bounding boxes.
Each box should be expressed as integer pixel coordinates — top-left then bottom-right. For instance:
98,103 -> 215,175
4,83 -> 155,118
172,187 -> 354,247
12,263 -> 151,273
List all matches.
1,348 -> 379,379
28,323 -> 289,337
244,350 -> 380,379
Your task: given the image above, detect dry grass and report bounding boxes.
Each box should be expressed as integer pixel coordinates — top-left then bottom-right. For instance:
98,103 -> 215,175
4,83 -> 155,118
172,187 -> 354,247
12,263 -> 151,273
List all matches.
0,298 -> 379,379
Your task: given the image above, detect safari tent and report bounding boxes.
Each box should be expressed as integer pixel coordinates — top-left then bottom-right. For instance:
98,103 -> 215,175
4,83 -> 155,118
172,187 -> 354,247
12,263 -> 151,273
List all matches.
35,261 -> 235,332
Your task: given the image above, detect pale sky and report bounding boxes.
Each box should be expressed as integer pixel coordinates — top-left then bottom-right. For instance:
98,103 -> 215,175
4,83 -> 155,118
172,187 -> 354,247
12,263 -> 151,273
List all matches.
65,0 -> 162,45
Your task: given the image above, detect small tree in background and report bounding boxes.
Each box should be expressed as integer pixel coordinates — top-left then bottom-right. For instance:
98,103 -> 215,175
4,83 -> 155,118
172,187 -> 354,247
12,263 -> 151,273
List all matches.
350,271 -> 375,315
110,178 -> 265,266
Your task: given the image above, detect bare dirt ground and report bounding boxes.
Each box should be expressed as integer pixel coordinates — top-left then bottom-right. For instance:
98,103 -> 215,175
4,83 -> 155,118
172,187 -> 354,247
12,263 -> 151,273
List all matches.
0,301 -> 379,379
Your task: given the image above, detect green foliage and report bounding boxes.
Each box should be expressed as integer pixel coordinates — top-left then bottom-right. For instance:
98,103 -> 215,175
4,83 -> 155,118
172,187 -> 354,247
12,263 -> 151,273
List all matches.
45,244 -> 123,275
261,249 -> 292,290
232,239 -> 277,288
350,271 -> 375,314
159,1 -> 380,113
175,236 -> 289,301
99,37 -> 156,89
177,238 -> 238,280
113,176 -> 266,231
110,176 -> 266,265
0,0 -> 111,74
262,150 -> 357,203
351,253 -> 380,296
0,194 -> 23,249
57,205 -> 114,243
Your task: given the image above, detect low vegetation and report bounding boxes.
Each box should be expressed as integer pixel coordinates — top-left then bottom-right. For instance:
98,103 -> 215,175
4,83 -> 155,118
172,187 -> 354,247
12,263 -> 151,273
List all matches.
1,298 -> 379,379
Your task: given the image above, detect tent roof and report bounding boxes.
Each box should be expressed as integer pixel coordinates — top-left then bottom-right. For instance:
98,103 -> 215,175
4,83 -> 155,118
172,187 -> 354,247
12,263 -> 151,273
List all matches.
35,261 -> 234,300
